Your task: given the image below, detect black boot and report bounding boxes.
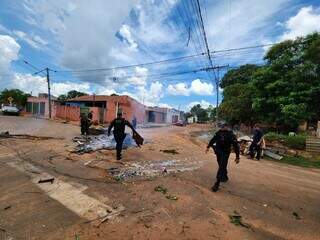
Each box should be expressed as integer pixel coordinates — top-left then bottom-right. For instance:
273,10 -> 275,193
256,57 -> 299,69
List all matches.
211,182 -> 220,192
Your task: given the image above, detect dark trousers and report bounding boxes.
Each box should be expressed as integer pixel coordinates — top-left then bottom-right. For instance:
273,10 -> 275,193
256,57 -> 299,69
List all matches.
81,124 -> 89,135
114,134 -> 126,160
249,142 -> 261,160
215,150 -> 230,182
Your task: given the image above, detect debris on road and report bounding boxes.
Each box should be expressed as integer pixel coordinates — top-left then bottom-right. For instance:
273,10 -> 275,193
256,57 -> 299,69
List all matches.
154,185 -> 168,194
160,149 -> 179,154
292,211 -> 301,220
107,159 -> 202,181
38,178 -> 55,184
3,205 -> 11,210
264,149 -> 283,160
73,134 -> 139,154
229,211 -> 250,228
166,194 -> 179,201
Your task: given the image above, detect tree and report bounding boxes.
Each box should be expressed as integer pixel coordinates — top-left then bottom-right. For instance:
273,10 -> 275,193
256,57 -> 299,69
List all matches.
220,64 -> 260,88
252,33 -> 320,130
218,83 -> 256,125
58,90 -> 88,101
190,104 -> 209,122
0,89 -> 30,107
219,33 -> 320,132
207,105 -> 217,121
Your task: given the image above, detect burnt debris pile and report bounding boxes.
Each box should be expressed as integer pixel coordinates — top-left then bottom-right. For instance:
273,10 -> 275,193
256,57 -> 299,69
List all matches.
73,134 -> 137,154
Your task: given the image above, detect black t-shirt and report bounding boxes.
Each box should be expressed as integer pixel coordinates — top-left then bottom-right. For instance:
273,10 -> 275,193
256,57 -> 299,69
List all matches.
107,117 -> 134,135
208,129 -> 240,157
252,128 -> 263,143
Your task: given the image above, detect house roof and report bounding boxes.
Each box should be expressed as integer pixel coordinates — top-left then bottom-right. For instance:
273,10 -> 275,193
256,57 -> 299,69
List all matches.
66,95 -> 145,106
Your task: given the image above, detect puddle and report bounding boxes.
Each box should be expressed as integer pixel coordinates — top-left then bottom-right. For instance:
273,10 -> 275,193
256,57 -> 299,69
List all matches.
107,159 -> 203,181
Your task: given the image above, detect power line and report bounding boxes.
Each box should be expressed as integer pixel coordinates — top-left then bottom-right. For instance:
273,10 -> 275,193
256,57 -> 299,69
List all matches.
22,60 -> 54,118
52,44 -> 276,75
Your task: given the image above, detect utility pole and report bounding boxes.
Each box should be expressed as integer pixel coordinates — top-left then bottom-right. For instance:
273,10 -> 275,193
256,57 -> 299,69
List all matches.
46,68 -> 52,119
23,61 -> 56,119
205,65 -> 228,105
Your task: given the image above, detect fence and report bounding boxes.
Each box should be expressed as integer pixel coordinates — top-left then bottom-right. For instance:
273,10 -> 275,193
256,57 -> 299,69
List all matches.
306,137 -> 320,154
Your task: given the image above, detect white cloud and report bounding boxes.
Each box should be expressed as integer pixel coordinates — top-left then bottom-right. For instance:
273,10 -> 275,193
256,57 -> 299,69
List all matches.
12,30 -> 48,49
121,81 -> 164,107
51,82 -> 91,96
280,6 -> 320,41
158,103 -> 172,108
205,0 -> 290,65
119,24 -> 138,51
0,35 -> 20,88
127,67 -> 148,86
187,100 -> 212,110
167,79 -> 213,96
9,73 -> 92,97
167,83 -> 189,96
22,0 -> 137,75
190,79 -> 214,95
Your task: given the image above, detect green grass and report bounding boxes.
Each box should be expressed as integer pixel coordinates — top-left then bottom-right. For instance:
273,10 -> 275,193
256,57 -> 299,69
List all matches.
264,132 -> 306,150
265,155 -> 320,168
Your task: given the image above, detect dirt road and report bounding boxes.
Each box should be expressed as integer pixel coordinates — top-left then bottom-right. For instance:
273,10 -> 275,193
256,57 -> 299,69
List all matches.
0,116 -> 319,240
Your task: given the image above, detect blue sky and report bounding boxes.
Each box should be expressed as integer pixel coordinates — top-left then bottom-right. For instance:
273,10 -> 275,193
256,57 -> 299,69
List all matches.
0,0 -> 319,110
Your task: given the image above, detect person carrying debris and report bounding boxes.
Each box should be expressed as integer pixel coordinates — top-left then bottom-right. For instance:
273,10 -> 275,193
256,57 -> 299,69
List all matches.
206,122 -> 240,192
107,111 -> 141,160
249,124 -> 263,160
80,113 -> 90,136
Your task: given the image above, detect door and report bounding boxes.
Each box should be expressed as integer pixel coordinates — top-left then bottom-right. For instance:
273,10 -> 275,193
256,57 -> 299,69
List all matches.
39,102 -> 45,116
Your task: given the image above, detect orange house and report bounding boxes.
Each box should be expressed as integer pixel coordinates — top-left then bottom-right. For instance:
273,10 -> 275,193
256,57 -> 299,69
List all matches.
64,95 -> 146,124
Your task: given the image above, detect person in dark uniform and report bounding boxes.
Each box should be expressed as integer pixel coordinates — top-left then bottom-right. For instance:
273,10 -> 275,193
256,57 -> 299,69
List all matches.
80,113 -> 90,136
206,123 -> 240,192
249,124 -> 263,160
107,111 -> 136,160
88,111 -> 93,121
132,115 -> 137,129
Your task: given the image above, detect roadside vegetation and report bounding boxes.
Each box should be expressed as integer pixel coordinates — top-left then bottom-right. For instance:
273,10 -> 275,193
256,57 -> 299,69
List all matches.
266,155 -> 320,169
264,132 -> 306,150
218,33 -> 320,132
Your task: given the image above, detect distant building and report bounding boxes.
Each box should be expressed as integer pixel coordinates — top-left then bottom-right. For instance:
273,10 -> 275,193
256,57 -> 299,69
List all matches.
146,106 -> 184,124
64,95 -> 146,124
24,93 -> 184,125
187,115 -> 198,124
25,93 -> 57,118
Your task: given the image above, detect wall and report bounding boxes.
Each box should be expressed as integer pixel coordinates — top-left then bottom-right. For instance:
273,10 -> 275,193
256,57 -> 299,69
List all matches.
54,105 -> 80,121
104,96 -> 146,124
25,96 -> 55,118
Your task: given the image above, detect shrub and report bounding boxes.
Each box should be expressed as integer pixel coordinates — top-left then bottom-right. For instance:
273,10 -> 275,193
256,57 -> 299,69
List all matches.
264,132 -> 306,150
285,135 -> 306,150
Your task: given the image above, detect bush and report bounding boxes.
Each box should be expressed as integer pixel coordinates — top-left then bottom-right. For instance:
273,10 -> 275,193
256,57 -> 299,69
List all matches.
285,135 -> 306,150
264,132 -> 306,150
264,132 -> 286,142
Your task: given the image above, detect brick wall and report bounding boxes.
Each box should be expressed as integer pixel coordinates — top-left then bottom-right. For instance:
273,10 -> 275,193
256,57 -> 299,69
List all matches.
54,105 -> 80,121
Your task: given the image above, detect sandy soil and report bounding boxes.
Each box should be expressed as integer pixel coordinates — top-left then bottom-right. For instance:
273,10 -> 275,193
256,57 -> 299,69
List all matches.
0,116 -> 319,240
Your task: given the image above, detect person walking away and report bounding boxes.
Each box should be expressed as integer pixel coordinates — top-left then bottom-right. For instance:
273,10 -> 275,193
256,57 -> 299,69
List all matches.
80,113 -> 90,136
107,111 -> 136,160
206,123 -> 240,192
249,124 -> 263,160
